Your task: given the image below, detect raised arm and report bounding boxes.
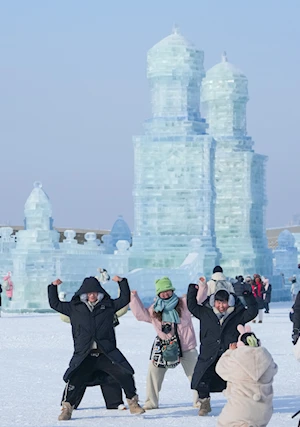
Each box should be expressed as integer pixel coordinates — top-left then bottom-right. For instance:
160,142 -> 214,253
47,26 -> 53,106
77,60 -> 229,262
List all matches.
112,277 -> 130,313
241,292 -> 258,324
130,291 -> 152,323
187,283 -> 205,319
48,280 -> 71,317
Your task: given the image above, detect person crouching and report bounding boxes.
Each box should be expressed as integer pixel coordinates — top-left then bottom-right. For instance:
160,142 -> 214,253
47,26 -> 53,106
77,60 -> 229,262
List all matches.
187,284 -> 258,416
48,276 -> 145,421
215,325 -> 277,427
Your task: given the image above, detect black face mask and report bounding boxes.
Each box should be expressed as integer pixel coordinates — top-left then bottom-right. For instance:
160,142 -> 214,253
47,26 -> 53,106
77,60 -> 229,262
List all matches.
161,323 -> 172,334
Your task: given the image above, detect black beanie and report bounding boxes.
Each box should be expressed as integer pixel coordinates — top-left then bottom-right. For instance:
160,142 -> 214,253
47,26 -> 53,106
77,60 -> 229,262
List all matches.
213,265 -> 223,273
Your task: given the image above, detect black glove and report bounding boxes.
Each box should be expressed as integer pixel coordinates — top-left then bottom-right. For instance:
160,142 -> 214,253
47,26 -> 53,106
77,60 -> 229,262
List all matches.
292,328 -> 299,345
242,290 -> 252,296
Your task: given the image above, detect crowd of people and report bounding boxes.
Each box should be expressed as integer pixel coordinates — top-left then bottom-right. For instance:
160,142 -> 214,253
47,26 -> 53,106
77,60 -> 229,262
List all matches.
48,265 -> 283,426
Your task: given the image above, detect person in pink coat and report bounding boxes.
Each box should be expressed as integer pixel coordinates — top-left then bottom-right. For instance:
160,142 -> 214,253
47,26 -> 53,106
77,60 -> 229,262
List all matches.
215,325 -> 277,427
3,272 -> 13,300
130,276 -> 200,410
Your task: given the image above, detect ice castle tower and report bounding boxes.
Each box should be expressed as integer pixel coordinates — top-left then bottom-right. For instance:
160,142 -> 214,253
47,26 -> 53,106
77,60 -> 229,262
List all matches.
273,230 -> 298,279
201,53 -> 272,276
8,182 -> 60,311
130,27 -> 219,274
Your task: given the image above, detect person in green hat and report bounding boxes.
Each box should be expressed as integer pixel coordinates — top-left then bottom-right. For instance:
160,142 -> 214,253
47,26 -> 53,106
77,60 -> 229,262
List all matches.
130,277 -> 199,410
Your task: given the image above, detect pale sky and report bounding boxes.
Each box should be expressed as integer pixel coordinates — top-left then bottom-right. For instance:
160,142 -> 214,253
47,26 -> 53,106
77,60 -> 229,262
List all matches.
0,0 -> 299,230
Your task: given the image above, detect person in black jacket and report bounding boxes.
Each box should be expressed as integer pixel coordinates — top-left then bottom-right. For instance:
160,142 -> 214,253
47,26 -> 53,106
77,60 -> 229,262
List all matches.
48,276 -> 145,420
0,284 -> 2,317
187,284 -> 258,416
232,276 -> 252,307
292,291 -> 300,345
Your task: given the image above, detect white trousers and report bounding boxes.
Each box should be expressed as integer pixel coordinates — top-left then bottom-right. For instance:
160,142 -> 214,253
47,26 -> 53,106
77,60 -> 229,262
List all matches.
144,348 -> 199,409
253,309 -> 264,322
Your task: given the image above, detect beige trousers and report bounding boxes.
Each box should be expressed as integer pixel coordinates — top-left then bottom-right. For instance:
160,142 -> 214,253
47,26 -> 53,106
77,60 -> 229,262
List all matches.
143,348 -> 199,409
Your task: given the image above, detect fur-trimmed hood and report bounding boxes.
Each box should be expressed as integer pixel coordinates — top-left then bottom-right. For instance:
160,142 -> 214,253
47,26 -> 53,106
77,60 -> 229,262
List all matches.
72,277 -> 110,300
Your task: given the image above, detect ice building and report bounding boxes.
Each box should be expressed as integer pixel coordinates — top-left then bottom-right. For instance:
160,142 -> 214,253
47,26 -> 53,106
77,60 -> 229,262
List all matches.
1,182 -> 131,312
0,227 -> 16,275
273,230 -> 298,279
201,52 -> 272,277
292,232 -> 300,265
5,182 -> 60,311
130,26 -> 220,276
102,215 -> 132,254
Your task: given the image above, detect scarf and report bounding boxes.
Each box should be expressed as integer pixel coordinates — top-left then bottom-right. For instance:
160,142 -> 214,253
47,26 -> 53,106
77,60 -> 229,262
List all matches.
153,293 -> 180,324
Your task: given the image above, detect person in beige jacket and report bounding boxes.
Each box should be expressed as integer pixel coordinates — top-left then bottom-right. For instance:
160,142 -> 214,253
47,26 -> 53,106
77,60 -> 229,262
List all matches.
215,325 -> 278,427
207,266 -> 235,296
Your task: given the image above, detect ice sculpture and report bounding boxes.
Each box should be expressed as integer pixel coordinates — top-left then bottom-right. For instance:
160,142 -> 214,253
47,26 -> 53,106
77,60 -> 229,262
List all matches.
0,227 -> 15,276
0,183 -> 132,311
130,26 -> 219,275
103,215 -> 132,254
292,232 -> 300,264
201,52 -> 272,277
6,182 -> 60,311
273,230 -> 298,279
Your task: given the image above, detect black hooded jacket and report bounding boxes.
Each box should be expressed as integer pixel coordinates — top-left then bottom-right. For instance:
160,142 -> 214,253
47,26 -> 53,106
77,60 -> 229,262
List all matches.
187,283 -> 258,391
48,277 -> 132,382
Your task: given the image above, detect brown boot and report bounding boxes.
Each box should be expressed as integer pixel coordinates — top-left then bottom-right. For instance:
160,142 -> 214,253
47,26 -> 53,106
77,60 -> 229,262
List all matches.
198,397 -> 211,416
126,395 -> 145,414
58,402 -> 74,421
258,320 -> 262,323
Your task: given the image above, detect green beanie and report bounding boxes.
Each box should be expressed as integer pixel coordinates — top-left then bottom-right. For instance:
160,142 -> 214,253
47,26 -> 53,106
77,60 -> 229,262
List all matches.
155,277 -> 175,296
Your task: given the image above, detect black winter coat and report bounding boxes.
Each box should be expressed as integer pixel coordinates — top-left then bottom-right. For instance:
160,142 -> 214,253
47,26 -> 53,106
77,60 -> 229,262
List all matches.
233,280 -> 251,297
264,284 -> 272,303
48,278 -> 133,382
292,291 -> 300,330
187,284 -> 258,391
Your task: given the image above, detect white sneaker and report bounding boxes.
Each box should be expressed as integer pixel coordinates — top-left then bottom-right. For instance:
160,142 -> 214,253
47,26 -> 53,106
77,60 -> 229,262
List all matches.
118,404 -> 126,410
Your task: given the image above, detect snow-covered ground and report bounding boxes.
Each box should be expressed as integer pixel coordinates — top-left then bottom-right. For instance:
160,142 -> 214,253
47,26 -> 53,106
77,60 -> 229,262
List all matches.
0,302 -> 299,427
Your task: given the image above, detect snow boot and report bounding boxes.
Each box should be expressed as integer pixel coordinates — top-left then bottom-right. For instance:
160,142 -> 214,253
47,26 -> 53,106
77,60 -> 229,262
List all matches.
58,402 -> 74,421
143,403 -> 158,410
126,395 -> 145,414
198,397 -> 211,416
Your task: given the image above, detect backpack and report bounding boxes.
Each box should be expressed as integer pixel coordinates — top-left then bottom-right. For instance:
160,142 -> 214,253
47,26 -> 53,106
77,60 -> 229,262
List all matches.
214,279 -> 231,293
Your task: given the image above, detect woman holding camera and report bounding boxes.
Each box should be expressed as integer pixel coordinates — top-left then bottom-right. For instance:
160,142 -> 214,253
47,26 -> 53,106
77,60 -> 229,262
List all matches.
130,277 -> 199,410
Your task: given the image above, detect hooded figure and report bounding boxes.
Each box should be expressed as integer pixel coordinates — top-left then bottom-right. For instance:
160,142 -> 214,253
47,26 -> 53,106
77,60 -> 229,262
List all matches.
216,325 -> 277,427
48,276 -> 145,420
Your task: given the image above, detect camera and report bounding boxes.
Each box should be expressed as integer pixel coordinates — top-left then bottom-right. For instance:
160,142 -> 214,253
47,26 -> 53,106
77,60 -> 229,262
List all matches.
161,323 -> 172,334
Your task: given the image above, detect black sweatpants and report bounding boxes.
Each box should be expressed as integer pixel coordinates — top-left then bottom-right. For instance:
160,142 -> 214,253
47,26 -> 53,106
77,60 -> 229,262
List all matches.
62,353 -> 136,406
196,359 -> 226,399
62,380 -> 124,409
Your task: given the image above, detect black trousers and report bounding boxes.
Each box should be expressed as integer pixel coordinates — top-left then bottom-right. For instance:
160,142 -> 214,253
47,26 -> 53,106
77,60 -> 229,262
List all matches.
62,381 -> 124,409
62,353 -> 136,406
196,359 -> 226,399
264,301 -> 270,312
